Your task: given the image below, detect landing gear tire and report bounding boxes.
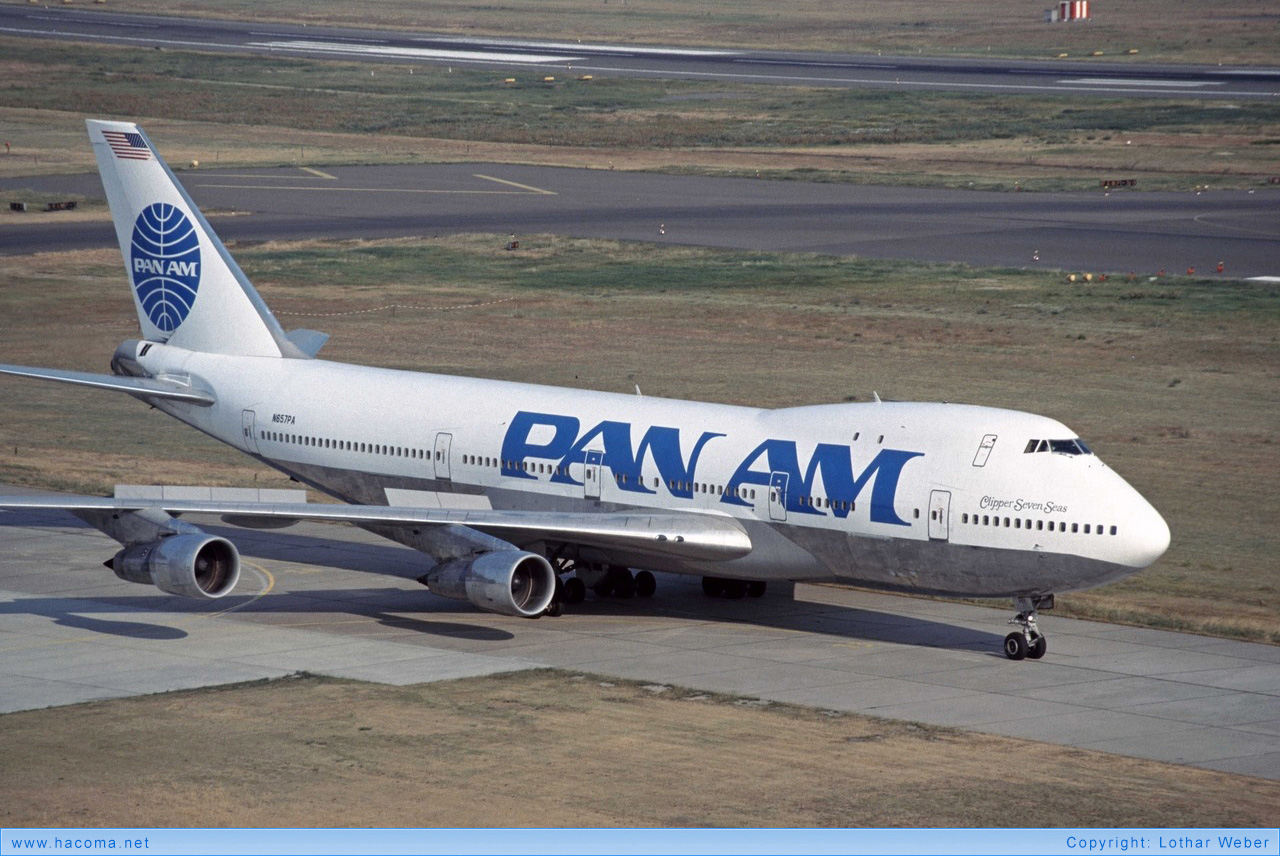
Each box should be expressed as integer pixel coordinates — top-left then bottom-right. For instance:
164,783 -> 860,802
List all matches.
564,577 -> 586,605
613,568 -> 636,599
1027,634 -> 1047,660
543,576 -> 564,617
702,576 -> 753,599
1003,632 -> 1028,661
634,570 -> 656,598
746,581 -> 767,598
592,577 -> 615,597
1005,595 -> 1052,660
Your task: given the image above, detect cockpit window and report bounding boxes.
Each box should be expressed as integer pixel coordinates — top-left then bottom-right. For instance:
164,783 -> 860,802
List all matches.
1025,438 -> 1092,456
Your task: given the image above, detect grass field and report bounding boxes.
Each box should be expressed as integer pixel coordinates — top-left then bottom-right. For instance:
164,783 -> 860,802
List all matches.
2,671 -> 1277,827
3,36 -> 1278,191
1,236 -> 1275,643
35,0 -> 1280,65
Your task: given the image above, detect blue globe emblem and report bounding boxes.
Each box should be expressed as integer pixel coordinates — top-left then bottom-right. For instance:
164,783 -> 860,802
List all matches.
130,203 -> 201,333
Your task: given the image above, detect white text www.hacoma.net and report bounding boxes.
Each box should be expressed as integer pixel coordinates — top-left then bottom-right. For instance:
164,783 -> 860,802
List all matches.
9,838 -> 150,851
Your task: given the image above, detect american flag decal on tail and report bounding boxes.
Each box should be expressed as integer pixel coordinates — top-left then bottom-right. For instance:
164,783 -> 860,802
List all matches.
102,130 -> 151,160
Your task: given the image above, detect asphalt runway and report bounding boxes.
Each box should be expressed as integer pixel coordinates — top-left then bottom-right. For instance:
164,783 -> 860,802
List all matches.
2,494 -> 1277,781
5,165 -> 1280,277
3,5 -> 1277,100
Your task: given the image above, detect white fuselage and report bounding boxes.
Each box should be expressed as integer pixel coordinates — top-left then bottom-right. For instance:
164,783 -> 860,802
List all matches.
134,341 -> 1169,598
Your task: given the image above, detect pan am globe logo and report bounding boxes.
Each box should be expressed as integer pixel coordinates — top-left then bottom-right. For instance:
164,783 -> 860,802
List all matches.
130,202 -> 201,333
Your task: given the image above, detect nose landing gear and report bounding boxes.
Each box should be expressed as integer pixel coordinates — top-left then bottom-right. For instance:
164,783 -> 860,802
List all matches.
1004,594 -> 1053,660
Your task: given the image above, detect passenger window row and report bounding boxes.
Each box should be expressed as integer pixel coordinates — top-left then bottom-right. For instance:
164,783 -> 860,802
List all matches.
962,512 -> 1117,536
260,429 -> 425,459
792,494 -> 854,512
459,454 -> 764,500
262,437 -> 832,511
464,455 -> 573,477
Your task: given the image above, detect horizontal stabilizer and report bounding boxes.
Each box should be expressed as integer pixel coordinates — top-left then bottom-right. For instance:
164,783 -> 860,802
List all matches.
286,329 -> 330,358
0,494 -> 753,562
0,364 -> 216,405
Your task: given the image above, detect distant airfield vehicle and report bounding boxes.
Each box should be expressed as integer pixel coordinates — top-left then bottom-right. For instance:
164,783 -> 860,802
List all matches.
0,121 -> 1170,660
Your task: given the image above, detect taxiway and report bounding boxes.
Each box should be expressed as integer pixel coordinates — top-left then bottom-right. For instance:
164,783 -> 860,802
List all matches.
5,165 -> 1279,278
2,494 -> 1276,781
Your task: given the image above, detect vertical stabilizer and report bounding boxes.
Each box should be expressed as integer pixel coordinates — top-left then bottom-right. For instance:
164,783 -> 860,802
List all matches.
88,120 -> 303,358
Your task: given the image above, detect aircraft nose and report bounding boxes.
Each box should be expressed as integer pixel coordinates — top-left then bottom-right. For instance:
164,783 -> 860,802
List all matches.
1129,501 -> 1171,568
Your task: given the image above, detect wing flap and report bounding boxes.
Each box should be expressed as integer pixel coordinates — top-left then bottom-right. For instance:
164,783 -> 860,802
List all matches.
0,495 -> 752,562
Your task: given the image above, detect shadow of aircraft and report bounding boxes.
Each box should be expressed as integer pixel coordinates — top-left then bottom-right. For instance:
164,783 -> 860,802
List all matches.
1,510 -> 1002,653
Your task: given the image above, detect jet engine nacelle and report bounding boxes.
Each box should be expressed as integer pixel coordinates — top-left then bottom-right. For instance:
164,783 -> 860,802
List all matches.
109,534 -> 241,599
422,551 -> 556,618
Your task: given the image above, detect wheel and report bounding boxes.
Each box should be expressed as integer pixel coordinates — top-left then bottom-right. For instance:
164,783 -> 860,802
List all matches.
1027,633 -> 1047,659
634,570 -> 656,598
546,599 -> 563,617
1003,632 -> 1028,661
613,570 -> 636,599
723,579 -> 747,599
746,581 -> 767,598
592,576 -> 614,597
701,576 -> 723,597
564,577 -> 586,604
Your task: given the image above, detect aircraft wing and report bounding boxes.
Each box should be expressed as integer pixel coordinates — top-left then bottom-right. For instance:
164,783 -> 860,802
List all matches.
0,495 -> 752,562
0,364 -> 216,406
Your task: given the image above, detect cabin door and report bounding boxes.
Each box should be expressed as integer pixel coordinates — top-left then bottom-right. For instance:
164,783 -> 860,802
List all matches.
241,410 -> 259,454
928,490 -> 951,541
584,449 -> 603,500
434,432 -> 453,480
768,472 -> 788,522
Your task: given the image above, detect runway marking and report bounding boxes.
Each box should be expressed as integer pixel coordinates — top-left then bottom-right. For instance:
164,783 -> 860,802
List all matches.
249,39 -> 582,65
472,174 -> 557,195
299,166 -> 338,180
184,172 -> 338,179
192,183 -> 545,195
1059,78 -> 1223,88
243,617 -> 384,630
1191,213 -> 1280,238
427,36 -> 738,58
566,62 -> 1277,99
208,561 -> 275,618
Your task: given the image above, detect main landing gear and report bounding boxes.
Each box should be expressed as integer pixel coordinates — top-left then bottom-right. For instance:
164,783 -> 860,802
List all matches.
1003,594 -> 1053,660
701,576 -> 767,599
542,562 -> 656,616
540,564 -> 767,616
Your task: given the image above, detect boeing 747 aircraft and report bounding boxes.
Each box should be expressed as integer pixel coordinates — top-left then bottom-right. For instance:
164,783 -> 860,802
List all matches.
0,121 -> 1171,659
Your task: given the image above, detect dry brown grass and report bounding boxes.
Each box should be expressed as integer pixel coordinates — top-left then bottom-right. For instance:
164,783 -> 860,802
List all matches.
2,671 -> 1276,827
